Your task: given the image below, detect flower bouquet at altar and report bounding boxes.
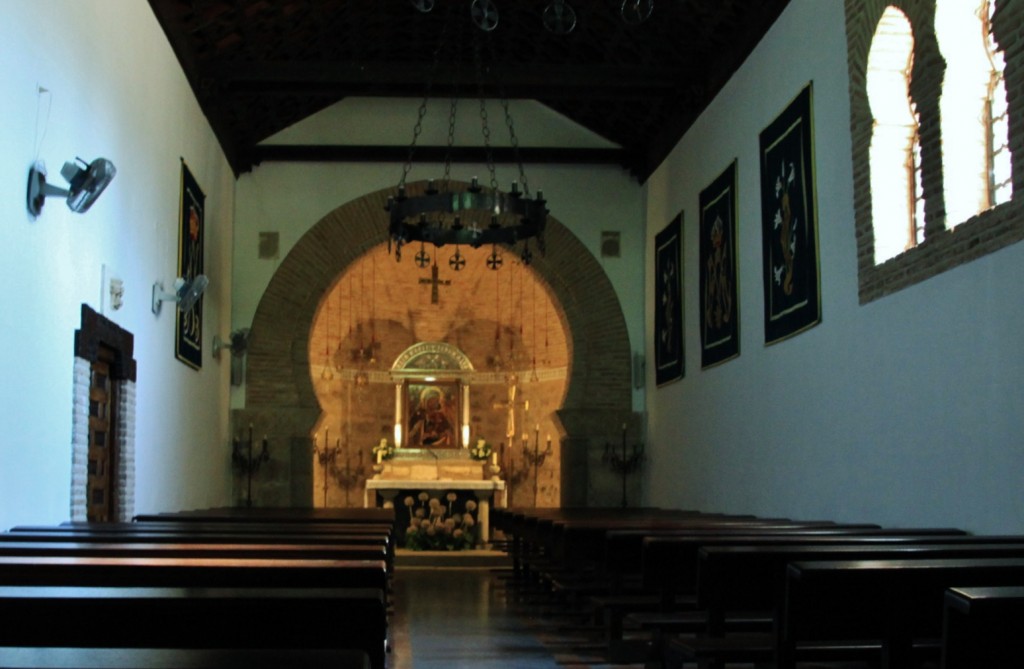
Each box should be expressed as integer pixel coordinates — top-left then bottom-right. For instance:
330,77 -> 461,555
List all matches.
468,438 -> 492,461
403,492 -> 478,551
372,438 -> 395,462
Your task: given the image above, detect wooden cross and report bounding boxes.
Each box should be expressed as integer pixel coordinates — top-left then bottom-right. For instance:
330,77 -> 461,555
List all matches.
491,375 -> 529,440
419,264 -> 451,304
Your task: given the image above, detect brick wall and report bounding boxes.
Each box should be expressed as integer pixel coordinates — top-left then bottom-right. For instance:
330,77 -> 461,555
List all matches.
846,0 -> 1024,303
240,180 -> 635,508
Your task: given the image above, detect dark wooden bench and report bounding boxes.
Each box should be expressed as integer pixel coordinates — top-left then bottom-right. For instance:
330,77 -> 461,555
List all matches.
0,585 -> 387,669
778,557 -> 1024,669
942,585 -> 1024,669
0,647 -> 371,669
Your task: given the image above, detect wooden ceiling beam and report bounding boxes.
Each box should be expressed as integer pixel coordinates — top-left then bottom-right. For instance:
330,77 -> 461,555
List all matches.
203,61 -> 684,100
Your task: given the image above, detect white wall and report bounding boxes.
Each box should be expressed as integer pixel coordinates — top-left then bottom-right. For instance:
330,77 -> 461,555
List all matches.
233,98 -> 646,409
643,0 -> 1024,534
0,1 -> 235,529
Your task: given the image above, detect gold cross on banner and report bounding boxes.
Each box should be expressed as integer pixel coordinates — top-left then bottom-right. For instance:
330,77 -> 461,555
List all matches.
419,264 -> 451,304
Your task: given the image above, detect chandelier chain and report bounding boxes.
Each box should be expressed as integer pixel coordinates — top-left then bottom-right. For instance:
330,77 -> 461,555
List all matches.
472,36 -> 499,192
501,96 -> 530,197
399,3 -> 455,190
442,95 -> 459,186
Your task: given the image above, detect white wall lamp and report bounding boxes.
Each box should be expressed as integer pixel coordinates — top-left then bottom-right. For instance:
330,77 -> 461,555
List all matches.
27,158 -> 116,216
151,275 -> 209,316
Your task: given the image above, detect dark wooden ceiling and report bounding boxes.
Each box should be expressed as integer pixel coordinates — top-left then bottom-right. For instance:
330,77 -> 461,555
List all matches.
147,0 -> 790,181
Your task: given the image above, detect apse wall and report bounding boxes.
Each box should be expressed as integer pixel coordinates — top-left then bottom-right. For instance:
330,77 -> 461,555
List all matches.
232,103 -> 646,411
643,0 -> 1024,533
0,1 -> 235,529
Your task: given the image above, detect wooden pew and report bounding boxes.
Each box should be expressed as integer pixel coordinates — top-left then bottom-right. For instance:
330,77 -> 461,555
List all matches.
0,585 -> 387,669
0,555 -> 387,591
0,647 -> 371,669
778,557 -> 1024,669
0,540 -> 386,563
942,585 -> 1024,669
133,506 -> 394,525
2,525 -> 395,572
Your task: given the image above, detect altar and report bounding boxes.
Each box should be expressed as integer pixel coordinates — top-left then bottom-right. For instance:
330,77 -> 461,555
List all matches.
364,478 -> 507,544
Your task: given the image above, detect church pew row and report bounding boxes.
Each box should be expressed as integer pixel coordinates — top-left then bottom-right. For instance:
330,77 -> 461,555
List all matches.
0,585 -> 386,669
493,510 -> 878,654
0,647 -> 372,669
661,541 -> 1024,668
0,511 -> 397,669
584,528 -> 983,661
494,509 -> 1024,668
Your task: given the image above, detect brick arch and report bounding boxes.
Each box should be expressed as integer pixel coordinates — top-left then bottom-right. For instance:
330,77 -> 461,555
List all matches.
241,180 -> 632,506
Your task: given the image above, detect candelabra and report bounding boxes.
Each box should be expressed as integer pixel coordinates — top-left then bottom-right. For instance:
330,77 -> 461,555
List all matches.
312,428 -> 341,508
232,424 -> 270,507
521,426 -> 553,507
334,448 -> 366,508
603,424 -> 645,508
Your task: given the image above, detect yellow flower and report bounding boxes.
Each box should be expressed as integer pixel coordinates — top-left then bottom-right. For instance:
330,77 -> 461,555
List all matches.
404,496 -> 414,507
465,500 -> 478,513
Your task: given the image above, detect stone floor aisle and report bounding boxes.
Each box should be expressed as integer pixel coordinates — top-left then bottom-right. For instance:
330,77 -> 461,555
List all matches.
389,566 -> 562,669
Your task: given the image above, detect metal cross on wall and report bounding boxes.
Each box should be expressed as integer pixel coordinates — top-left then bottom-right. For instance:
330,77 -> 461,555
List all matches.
419,264 -> 451,304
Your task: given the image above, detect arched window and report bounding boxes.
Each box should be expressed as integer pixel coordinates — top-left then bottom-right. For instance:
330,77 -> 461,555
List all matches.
936,0 -> 1011,227
867,7 -> 922,264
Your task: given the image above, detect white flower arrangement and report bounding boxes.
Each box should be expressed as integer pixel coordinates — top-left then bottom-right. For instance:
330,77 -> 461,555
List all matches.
404,489 -> 480,551
469,438 -> 492,461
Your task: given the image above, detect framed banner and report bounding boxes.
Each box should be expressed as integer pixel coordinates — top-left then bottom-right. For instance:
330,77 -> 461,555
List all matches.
654,212 -> 683,386
699,161 -> 740,368
759,83 -> 821,344
176,160 -> 205,369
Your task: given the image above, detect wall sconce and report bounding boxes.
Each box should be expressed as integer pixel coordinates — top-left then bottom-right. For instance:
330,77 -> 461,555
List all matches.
213,328 -> 251,386
152,275 -> 209,315
27,158 -> 116,216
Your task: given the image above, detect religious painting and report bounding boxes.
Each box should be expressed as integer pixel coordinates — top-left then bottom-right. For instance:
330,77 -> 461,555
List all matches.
406,380 -> 460,449
759,82 -> 821,344
175,160 -> 205,369
699,161 -> 740,368
654,212 -> 683,386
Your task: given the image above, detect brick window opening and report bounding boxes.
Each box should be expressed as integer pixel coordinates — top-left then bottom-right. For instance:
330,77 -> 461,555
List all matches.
868,6 -> 922,264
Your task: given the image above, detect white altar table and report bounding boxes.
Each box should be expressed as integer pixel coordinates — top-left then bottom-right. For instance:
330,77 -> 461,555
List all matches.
364,479 -> 507,544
